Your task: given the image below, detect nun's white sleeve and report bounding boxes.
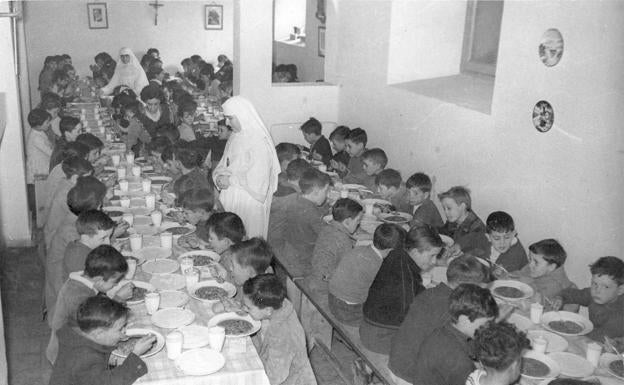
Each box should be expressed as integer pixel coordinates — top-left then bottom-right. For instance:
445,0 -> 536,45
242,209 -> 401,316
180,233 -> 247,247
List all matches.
229,144 -> 272,203
100,69 -> 121,95
133,68 -> 149,95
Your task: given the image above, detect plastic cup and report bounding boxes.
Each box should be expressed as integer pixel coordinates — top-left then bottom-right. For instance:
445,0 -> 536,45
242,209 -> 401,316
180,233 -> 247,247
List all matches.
145,194 -> 156,210
120,197 -> 131,208
184,268 -> 199,289
132,165 -> 141,177
166,331 -> 183,359
129,234 -> 143,252
150,210 -> 162,227
105,133 -> 113,142
365,203 -> 374,216
122,213 -> 134,226
126,152 -> 135,165
160,231 -> 173,249
532,336 -> 547,354
111,154 -> 120,166
141,179 -> 152,193
208,326 -> 226,352
125,259 -> 137,280
145,292 -> 160,315
117,167 -> 126,180
179,257 -> 194,274
119,179 -> 129,192
530,303 -> 543,324
586,342 -> 601,366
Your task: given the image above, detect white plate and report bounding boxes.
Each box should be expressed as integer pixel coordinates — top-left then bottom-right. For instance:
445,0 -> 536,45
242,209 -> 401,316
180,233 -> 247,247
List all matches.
102,206 -> 127,220
149,176 -> 172,184
151,308 -> 195,329
341,184 -> 368,191
527,330 -> 568,353
133,215 -> 152,226
158,290 -> 189,308
112,328 -> 165,358
142,259 -> 179,275
541,311 -> 593,336
178,250 -> 222,265
134,247 -> 172,261
548,351 -> 594,378
160,223 -> 196,239
174,348 -> 225,376
127,281 -> 155,305
178,325 -> 211,349
188,280 -> 237,303
207,312 -> 261,338
490,280 -> 534,301
150,274 -> 186,291
601,353 -> 624,380
521,351 -> 560,380
507,313 -> 533,332
378,212 -> 413,224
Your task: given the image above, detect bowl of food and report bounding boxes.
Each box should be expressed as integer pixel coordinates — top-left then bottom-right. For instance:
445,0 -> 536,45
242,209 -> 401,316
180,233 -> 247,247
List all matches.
126,281 -> 156,305
489,280 -> 534,301
540,311 -> 593,336
188,280 -> 236,303
112,328 -> 164,358
178,250 -> 221,266
207,312 -> 261,338
520,351 -> 560,381
378,212 -> 413,224
603,353 -> 624,380
160,223 -> 196,240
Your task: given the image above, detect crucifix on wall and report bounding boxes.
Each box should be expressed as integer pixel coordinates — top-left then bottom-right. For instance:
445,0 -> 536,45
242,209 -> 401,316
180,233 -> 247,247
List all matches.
148,0 -> 164,25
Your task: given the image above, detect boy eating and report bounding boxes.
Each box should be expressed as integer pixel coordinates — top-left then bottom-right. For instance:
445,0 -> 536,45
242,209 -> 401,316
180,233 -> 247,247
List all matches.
63,210 -> 115,279
438,186 -> 488,256
274,158 -> 311,198
405,172 -> 444,228
483,211 -> 528,275
328,125 -> 350,175
300,117 -> 332,166
343,128 -> 369,185
375,169 -> 411,213
360,148 -> 388,191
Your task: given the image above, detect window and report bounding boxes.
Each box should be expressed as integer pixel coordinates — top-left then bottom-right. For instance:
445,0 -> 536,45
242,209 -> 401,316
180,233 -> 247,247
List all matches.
461,0 -> 504,77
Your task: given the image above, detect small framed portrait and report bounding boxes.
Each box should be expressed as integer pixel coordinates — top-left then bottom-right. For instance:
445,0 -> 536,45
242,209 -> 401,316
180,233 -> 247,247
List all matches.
532,100 -> 554,133
205,5 -> 223,30
318,26 -> 326,57
539,29 -> 564,67
87,3 -> 108,29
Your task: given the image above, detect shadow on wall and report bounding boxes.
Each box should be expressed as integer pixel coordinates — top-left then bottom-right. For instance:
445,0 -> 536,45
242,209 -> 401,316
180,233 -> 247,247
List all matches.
0,93 -> 5,249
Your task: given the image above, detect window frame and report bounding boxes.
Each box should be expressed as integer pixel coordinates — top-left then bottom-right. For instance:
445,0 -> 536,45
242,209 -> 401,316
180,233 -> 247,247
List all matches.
460,0 -> 504,77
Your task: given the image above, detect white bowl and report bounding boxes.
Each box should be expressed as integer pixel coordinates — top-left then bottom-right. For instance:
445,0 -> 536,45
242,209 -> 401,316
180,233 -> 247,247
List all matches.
520,351 -> 560,380
188,280 -> 236,303
490,279 -> 534,301
540,311 -> 593,336
207,312 -> 261,338
141,259 -> 179,275
112,328 -> 164,358
548,351 -> 594,378
178,250 -> 221,265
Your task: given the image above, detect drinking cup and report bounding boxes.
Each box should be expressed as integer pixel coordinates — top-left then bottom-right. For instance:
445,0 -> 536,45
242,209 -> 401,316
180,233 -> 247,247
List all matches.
120,197 -> 131,208
119,179 -> 129,192
208,326 -> 226,352
145,292 -> 160,315
141,179 -> 152,193
150,210 -> 162,227
129,234 -> 143,252
145,194 -> 156,210
532,336 -> 547,354
160,232 -> 173,249
530,302 -> 543,324
117,167 -> 126,180
126,152 -> 135,165
586,342 -> 602,366
132,165 -> 141,177
122,213 -> 134,226
166,331 -> 183,359
111,154 -> 121,166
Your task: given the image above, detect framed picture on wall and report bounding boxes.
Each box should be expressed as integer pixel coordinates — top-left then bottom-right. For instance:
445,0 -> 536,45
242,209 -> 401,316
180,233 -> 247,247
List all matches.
318,26 -> 326,57
87,3 -> 108,29
205,5 -> 223,30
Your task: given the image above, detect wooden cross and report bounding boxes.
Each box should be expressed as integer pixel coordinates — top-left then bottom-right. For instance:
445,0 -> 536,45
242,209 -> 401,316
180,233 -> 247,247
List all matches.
148,0 -> 164,25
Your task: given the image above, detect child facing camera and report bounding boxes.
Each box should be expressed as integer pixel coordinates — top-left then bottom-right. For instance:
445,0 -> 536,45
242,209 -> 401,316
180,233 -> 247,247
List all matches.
49,296 -> 153,385
405,172 -> 444,228
360,148 -> 388,191
438,186 -> 488,257
484,211 -> 528,275
63,210 -> 115,279
343,128 -> 369,185
300,117 -> 332,166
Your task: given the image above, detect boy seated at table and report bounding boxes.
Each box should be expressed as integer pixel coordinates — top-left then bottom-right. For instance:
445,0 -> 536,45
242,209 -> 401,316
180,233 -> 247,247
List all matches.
328,125 -> 350,174
242,274 -> 317,385
406,172 -> 444,228
300,117 -> 332,166
438,186 -> 488,257
75,133 -> 106,170
274,158 -> 311,198
177,101 -> 197,142
172,144 -> 212,198
120,100 -> 151,155
412,284 -> 499,385
275,142 -> 301,174
47,245 -> 132,364
177,188 -> 220,227
375,169 -> 411,213
63,210 -> 116,280
466,321 -> 530,385
50,116 -> 82,171
329,223 -> 405,326
146,136 -> 172,174
199,211 -> 246,271
553,256 -> 624,341
389,255 -> 489,382
358,148 -> 387,192
483,211 -> 528,276
49,296 -> 152,385
343,128 -> 369,185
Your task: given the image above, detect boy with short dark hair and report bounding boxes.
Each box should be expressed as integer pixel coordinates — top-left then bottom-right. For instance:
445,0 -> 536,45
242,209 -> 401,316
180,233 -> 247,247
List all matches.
343,128 -> 369,184
274,158 -> 311,198
50,116 -> 82,171
412,284 -> 499,385
328,125 -> 350,176
300,117 -> 332,166
375,169 -> 411,213
358,148 -> 387,191
483,211 -> 528,274
406,172 -> 444,228
75,133 -> 104,164
275,142 -> 301,173
177,101 -> 198,141
172,144 -> 212,198
438,186 -> 488,256
49,296 -> 151,385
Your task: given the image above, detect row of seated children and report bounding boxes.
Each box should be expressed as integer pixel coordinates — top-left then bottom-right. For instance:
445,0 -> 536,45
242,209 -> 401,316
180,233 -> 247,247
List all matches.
38,54 -> 79,102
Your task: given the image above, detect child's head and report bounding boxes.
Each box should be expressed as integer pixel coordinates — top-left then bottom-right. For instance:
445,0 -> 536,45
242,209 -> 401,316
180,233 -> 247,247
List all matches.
147,67 -> 165,82
375,169 -> 402,199
178,188 -> 215,225
372,223 -> 406,251
83,245 -> 128,291
286,158 -> 312,183
147,48 -> 160,59
361,148 -> 387,176
527,239 -> 566,278
299,168 -> 330,206
77,296 -> 129,347
486,211 -> 517,255
123,100 -> 141,119
331,151 -> 350,170
300,117 -> 322,144
67,176 -> 107,215
40,93 -> 61,118
52,69 -> 70,88
405,225 -> 445,272
61,142 -> 90,161
217,119 -> 232,141
174,144 -> 201,171
345,127 -> 367,157
230,238 -> 274,286
439,186 -> 471,223
329,125 -> 350,152
242,274 -> 286,321
61,156 -> 94,184
446,254 -> 489,288
406,172 -> 432,207
471,321 -> 530,385
28,108 -> 51,131
76,210 -> 115,249
140,85 -> 164,115
179,101 -> 198,126
588,256 -> 624,304
449,283 -> 499,338
275,142 -> 301,171
203,212 -> 246,254
181,58 -> 192,73
75,133 -> 104,162
60,116 -> 82,142
148,136 -> 172,157
44,55 -> 58,70
332,198 -> 363,234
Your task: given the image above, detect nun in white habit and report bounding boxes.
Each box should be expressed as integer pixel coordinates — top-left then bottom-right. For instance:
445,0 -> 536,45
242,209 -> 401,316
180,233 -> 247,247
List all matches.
99,47 -> 149,96
213,96 -> 280,238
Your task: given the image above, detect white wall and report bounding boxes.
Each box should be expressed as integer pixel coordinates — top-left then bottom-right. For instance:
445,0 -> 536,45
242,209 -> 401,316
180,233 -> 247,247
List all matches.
274,0 -> 307,41
335,0 -> 624,286
23,0 -> 233,105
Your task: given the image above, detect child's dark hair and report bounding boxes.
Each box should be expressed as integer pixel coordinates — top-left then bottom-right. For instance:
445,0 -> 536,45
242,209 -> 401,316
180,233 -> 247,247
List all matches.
486,211 -> 515,234
332,198 -> 363,222
446,254 -> 489,285
76,210 -> 115,236
528,239 -> 566,267
77,296 -> 129,333
373,223 -> 406,250
205,212 -> 246,244
76,133 -> 104,151
231,237 -> 274,274
449,283 -> 499,322
67,176 -> 106,215
299,168 -> 330,195
140,84 -> 164,103
275,142 -> 301,164
178,100 -> 198,118
375,169 -> 402,189
300,117 -> 322,136
405,224 -> 444,252
470,321 -> 530,371
179,188 -> 215,212
331,151 -> 350,167
175,144 -> 201,169
147,67 -> 164,80
362,148 -> 388,169
345,127 -> 367,146
439,186 -> 472,210
181,58 -> 192,67
84,244 -> 128,279
52,69 -> 69,84
61,142 -> 90,161
41,92 -> 62,111
61,156 -> 93,179
243,274 -> 286,310
148,136 -> 172,155
286,158 -> 312,181
44,56 -> 57,66
59,116 -> 81,137
590,256 -> 624,285
123,100 -> 141,116
147,48 -> 159,57
28,108 -> 51,127
161,145 -> 175,163
329,125 -> 350,141
406,172 -> 433,193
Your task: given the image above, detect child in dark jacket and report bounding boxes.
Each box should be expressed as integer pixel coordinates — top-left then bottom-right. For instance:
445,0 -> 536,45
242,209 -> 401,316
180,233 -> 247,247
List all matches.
300,117 -> 332,166
438,186 -> 488,257
483,211 -> 528,276
406,172 -> 444,228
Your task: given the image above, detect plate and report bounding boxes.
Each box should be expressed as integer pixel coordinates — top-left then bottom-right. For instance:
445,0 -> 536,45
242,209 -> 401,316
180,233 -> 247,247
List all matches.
149,176 -> 172,185
188,280 -> 237,303
490,280 -> 534,301
142,259 -> 179,275
527,330 -> 568,353
174,348 -> 225,376
102,206 -> 127,220
132,215 -> 152,226
547,352 -> 594,378
160,223 -> 196,239
178,250 -> 222,265
134,247 -> 172,261
111,328 -> 165,359
126,281 -> 155,305
129,207 -> 152,216
341,184 -> 368,191
178,325 -> 211,349
602,353 -> 624,380
151,308 -> 195,329
521,351 -> 560,380
207,312 -> 261,338
150,274 -> 186,291
378,212 -> 413,224
158,290 -> 189,308
507,313 -> 533,332
541,311 -> 593,336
